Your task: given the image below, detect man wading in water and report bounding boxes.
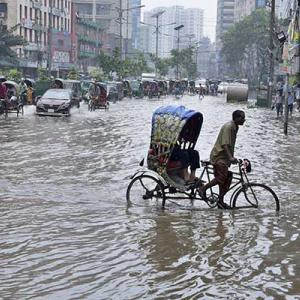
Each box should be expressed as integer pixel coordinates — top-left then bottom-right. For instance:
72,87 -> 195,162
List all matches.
198,110 -> 246,209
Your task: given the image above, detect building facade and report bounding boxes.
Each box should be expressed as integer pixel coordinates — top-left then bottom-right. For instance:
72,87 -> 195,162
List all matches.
0,0 -> 72,76
215,0 -> 235,77
71,2 -> 108,72
130,0 -> 141,50
142,6 -> 204,58
72,0 -> 131,55
234,0 -> 267,22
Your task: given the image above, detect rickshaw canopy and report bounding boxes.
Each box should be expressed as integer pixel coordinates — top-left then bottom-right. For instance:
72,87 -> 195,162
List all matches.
148,105 -> 203,173
151,105 -> 203,146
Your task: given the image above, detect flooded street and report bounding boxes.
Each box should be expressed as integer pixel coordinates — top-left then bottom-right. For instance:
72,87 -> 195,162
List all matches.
0,95 -> 300,299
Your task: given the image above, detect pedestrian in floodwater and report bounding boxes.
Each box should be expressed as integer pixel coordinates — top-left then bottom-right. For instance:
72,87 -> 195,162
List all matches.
287,91 -> 294,117
274,90 -> 283,118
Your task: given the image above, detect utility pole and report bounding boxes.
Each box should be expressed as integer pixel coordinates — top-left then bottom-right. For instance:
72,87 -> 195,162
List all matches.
151,11 -> 165,60
267,0 -> 275,107
174,24 -> 184,80
116,1 -> 145,60
141,13 -> 174,75
119,0 -> 123,60
284,73 -> 289,135
47,0 -> 53,77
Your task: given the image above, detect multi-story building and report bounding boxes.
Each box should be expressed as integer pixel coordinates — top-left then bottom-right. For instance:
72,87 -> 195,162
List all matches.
130,0 -> 141,50
181,8 -> 204,47
143,6 -> 204,58
71,2 -> 108,72
72,0 -> 131,55
0,0 -> 72,77
234,0 -> 267,22
215,0 -> 235,77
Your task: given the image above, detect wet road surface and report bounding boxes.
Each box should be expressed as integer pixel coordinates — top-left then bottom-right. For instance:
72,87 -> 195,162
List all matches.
0,95 -> 300,299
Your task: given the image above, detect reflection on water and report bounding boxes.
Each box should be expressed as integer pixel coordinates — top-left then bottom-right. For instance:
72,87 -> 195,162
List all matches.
0,97 -> 299,299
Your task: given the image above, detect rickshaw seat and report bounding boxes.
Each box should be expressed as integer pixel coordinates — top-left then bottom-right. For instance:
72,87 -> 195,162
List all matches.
166,160 -> 182,170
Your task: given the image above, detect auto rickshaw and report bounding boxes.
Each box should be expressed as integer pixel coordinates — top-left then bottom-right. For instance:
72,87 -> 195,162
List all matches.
131,80 -> 144,98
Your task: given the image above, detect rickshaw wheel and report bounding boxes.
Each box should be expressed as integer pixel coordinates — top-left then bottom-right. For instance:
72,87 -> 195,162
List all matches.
126,175 -> 166,208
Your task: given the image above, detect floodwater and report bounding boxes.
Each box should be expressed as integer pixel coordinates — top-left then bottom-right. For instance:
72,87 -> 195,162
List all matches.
0,95 -> 299,299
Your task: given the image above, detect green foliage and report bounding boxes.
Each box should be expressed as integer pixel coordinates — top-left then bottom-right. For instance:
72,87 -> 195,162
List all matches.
67,67 -> 79,80
7,68 -> 22,81
221,9 -> 270,83
0,24 -> 26,64
150,54 -> 171,77
95,49 -> 151,79
88,68 -> 106,81
37,68 -> 49,81
170,46 -> 197,79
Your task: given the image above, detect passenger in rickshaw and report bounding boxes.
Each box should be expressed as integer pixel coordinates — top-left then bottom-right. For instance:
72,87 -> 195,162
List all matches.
167,116 -> 200,183
0,81 -> 7,99
169,145 -> 200,183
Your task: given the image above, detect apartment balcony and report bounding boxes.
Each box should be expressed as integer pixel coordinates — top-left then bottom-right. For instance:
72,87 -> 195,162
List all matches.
77,34 -> 102,47
77,18 -> 108,30
78,51 -> 97,59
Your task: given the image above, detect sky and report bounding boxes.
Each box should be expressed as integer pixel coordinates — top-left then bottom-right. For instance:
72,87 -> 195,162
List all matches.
141,0 -> 217,42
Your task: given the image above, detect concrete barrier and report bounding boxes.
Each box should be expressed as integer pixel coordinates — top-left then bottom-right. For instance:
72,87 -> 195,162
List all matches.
226,85 -> 248,102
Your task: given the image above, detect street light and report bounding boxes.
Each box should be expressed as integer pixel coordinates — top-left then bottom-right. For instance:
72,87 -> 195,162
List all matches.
141,17 -> 175,60
174,24 -> 184,79
116,1 -> 145,60
151,10 -> 165,61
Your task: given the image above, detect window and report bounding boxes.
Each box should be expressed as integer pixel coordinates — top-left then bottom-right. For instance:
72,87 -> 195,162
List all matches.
30,8 -> 32,19
19,5 -> 22,20
24,6 -> 27,18
29,29 -> 32,42
44,12 -> 47,26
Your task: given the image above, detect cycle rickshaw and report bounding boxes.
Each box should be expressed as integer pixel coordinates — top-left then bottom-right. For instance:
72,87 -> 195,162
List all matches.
2,81 -> 24,117
126,105 -> 280,211
88,82 -> 109,111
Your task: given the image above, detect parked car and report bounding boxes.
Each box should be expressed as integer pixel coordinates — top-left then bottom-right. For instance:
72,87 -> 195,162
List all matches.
35,89 -> 73,116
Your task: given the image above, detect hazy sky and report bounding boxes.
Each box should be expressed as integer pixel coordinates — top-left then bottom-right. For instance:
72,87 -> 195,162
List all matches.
141,0 -> 217,41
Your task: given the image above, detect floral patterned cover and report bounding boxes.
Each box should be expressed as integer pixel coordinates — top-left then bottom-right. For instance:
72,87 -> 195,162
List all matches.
147,105 -> 203,177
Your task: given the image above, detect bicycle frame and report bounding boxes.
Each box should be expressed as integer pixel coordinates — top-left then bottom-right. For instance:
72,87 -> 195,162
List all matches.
197,161 -> 251,204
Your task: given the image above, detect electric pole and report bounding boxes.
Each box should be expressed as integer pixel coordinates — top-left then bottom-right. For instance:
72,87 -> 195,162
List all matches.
47,0 -> 53,77
174,24 -> 184,80
267,0 -> 275,107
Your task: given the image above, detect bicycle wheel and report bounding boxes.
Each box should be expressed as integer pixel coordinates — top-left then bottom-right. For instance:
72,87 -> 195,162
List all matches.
232,183 -> 280,211
126,175 -> 166,208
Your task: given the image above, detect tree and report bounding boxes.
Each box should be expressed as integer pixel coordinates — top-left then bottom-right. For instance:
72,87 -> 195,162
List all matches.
0,24 -> 26,64
170,46 -> 197,79
7,69 -> 22,81
89,68 -> 106,81
221,9 -> 270,84
150,54 -> 170,77
95,49 -> 152,79
37,68 -> 49,81
67,67 -> 79,80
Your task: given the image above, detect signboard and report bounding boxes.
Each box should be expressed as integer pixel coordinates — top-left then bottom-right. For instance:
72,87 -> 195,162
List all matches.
52,50 -> 70,63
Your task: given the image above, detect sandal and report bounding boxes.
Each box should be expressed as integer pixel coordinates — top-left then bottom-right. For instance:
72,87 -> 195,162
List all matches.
217,202 -> 232,210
